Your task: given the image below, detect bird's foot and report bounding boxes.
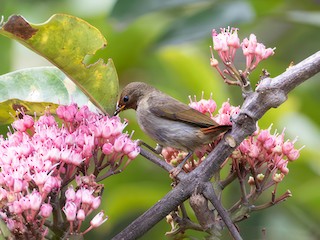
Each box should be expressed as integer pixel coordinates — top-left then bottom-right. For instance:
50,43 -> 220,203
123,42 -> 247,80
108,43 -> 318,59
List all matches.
169,151 -> 193,178
137,140 -> 163,155
169,166 -> 183,178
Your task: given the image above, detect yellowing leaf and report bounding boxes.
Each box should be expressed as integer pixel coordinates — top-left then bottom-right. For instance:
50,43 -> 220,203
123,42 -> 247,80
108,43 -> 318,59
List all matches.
0,99 -> 58,125
0,14 -> 118,115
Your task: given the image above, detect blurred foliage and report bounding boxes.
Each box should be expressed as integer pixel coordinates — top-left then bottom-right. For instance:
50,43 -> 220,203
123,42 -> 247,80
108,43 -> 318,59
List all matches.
0,0 -> 320,239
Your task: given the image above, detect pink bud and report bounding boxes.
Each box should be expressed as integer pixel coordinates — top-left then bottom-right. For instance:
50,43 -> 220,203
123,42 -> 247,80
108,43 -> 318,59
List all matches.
62,104 -> 78,122
128,146 -> 140,160
23,115 -> 34,129
247,34 -> 257,54
91,196 -> 101,210
102,143 -> 114,155
40,203 -> 53,218
210,57 -> 219,67
77,209 -> 85,221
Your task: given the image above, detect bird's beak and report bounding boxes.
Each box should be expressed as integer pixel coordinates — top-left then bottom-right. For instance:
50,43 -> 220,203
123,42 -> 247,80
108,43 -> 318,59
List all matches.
114,105 -> 125,116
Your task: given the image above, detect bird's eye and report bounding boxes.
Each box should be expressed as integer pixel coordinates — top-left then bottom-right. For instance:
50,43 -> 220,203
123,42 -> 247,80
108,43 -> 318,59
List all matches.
123,95 -> 129,103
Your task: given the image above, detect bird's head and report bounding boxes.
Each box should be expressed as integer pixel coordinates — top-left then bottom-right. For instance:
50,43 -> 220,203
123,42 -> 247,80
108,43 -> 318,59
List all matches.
114,82 -> 152,116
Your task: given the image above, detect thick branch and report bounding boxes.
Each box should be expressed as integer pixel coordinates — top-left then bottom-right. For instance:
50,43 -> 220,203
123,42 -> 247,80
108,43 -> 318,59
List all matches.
112,51 -> 320,240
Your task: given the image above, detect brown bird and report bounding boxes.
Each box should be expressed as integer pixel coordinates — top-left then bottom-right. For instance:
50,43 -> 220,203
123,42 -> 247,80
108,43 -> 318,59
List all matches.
114,82 -> 231,175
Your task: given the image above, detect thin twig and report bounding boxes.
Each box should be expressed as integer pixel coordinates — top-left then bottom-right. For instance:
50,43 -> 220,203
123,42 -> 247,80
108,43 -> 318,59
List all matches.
203,182 -> 242,240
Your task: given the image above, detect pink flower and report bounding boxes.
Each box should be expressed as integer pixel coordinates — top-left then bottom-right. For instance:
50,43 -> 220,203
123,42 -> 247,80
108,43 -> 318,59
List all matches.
113,135 -> 127,152
90,211 -> 108,228
80,188 -> 94,205
210,27 -> 275,82
287,148 -> 300,161
212,27 -> 241,63
12,115 -> 34,132
12,119 -> 27,132
63,201 -> 77,222
56,103 -> 78,122
257,129 -> 270,143
128,145 -> 140,160
0,103 -> 139,237
43,176 -> 61,194
13,179 -> 24,193
65,186 -> 76,202
11,201 -> 23,214
230,124 -> 300,181
189,93 -> 217,114
29,191 -> 42,211
19,197 -> 30,211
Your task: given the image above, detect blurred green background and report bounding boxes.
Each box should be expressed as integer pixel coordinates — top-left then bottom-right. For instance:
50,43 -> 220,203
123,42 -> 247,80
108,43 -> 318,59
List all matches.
1,0 -> 320,239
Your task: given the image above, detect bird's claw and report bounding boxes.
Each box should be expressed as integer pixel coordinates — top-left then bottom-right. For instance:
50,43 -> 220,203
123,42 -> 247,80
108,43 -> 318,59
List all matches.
169,166 -> 183,179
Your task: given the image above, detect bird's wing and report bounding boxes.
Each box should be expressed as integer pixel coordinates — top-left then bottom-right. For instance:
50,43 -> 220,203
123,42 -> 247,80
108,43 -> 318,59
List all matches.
149,95 -> 218,128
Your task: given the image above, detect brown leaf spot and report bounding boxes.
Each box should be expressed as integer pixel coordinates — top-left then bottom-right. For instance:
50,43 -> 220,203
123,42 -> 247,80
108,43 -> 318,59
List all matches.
3,15 -> 38,40
12,104 -> 28,119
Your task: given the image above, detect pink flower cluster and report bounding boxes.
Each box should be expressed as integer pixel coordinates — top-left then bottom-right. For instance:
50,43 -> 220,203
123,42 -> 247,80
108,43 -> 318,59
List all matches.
0,103 -> 139,238
241,34 -> 275,72
210,27 -> 275,82
189,93 -> 217,116
232,125 -> 302,182
63,175 -> 107,235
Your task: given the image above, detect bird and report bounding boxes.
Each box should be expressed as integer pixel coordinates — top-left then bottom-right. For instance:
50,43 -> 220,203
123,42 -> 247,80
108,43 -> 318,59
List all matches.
114,82 -> 231,175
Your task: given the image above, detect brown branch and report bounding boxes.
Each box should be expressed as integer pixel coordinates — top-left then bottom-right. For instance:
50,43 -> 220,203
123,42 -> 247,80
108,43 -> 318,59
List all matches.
111,51 -> 320,240
202,182 -> 242,240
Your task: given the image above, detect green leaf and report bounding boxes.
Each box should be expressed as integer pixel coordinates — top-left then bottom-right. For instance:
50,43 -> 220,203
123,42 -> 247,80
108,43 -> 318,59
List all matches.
0,218 -> 11,239
0,67 -> 91,125
0,14 -> 118,115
